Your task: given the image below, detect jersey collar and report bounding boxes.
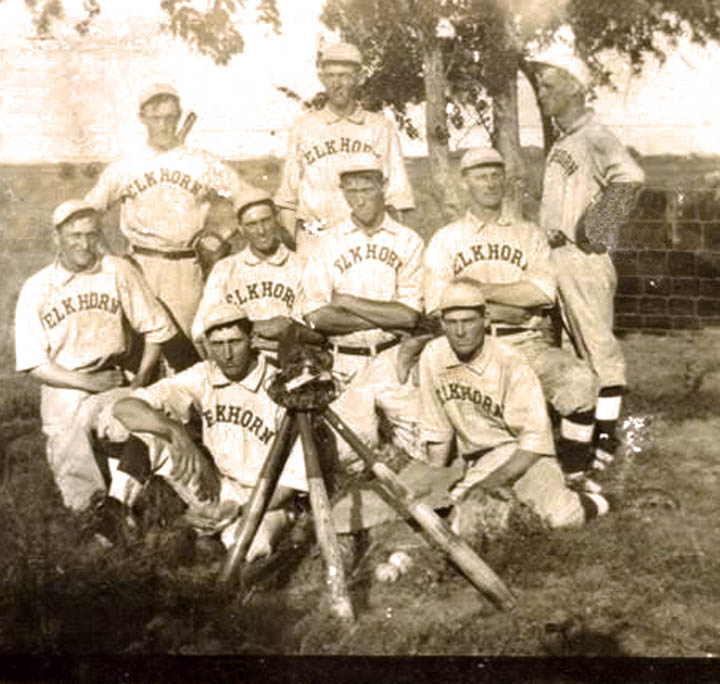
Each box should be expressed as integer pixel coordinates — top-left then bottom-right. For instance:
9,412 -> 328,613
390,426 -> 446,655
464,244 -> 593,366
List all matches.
556,109 -> 594,138
322,104 -> 367,126
339,213 -> 399,236
208,354 -> 269,392
51,256 -> 103,285
465,210 -> 510,232
241,243 -> 291,267
440,335 -> 493,375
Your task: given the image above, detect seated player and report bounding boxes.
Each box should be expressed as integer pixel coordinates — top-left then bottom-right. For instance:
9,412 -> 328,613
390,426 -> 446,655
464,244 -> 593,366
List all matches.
301,154 -> 423,386
191,188 -> 303,356
424,147 -> 599,484
418,282 -> 610,529
108,303 -> 307,559
14,200 -> 176,512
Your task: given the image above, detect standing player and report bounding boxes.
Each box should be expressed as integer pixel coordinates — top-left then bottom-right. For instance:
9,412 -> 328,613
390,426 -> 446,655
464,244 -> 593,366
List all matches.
534,53 -> 645,468
424,148 -> 598,479
14,200 -> 176,512
110,303 -> 307,559
418,282 -> 609,528
84,82 -> 253,350
274,42 -> 415,260
301,155 -> 424,384
191,188 -> 303,354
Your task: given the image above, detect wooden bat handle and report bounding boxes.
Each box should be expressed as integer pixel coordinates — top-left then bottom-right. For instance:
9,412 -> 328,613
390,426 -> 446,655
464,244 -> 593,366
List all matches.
178,111 -> 197,144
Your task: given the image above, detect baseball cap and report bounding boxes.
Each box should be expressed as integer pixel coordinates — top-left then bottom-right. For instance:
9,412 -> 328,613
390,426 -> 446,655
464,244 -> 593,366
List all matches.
460,147 -> 504,172
138,82 -> 180,111
320,42 -> 362,66
202,302 -> 249,336
530,48 -> 592,91
235,187 -> 274,219
439,281 -> 486,312
338,153 -> 383,181
52,199 -> 97,229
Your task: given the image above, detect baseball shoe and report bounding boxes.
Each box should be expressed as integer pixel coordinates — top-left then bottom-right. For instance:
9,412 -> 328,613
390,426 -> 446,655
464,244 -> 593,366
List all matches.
592,434 -> 620,472
566,472 -> 603,495
83,495 -> 138,549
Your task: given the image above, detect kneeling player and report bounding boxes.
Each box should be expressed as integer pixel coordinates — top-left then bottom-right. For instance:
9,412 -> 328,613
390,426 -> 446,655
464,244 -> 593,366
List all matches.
107,303 -> 307,559
419,282 -> 609,530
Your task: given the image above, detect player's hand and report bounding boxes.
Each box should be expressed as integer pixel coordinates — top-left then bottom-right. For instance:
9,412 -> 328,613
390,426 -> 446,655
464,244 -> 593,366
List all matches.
547,230 -> 568,248
168,426 -> 220,502
85,368 -> 126,393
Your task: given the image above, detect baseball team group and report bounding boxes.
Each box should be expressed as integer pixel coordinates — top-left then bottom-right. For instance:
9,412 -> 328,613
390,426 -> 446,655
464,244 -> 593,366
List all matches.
13,40 -> 646,562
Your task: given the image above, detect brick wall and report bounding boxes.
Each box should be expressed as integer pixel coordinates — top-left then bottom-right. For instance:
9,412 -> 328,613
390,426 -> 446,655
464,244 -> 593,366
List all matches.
613,188 -> 720,331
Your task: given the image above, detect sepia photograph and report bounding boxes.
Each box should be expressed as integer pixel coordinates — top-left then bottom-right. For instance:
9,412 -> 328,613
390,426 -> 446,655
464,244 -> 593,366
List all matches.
2,0 -> 720,672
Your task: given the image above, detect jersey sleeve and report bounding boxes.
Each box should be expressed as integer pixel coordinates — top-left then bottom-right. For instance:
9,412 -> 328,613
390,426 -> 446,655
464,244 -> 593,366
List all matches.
84,162 -> 121,211
114,259 -> 177,344
206,157 -> 255,205
592,127 -> 645,185
133,363 -> 205,423
300,239 -> 334,315
423,230 -> 454,315
273,121 -> 301,211
382,118 -> 415,211
524,225 -> 556,301
395,231 -> 424,311
418,345 -> 454,445
502,359 -> 555,456
14,277 -> 50,372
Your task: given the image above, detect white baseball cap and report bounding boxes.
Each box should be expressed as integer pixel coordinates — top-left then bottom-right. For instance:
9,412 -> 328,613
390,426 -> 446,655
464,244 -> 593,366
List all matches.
202,302 -> 249,336
439,281 -> 486,312
460,147 -> 505,172
138,82 -> 180,111
52,199 -> 97,229
235,187 -> 274,219
338,153 -> 383,180
320,42 -> 362,66
530,48 -> 592,91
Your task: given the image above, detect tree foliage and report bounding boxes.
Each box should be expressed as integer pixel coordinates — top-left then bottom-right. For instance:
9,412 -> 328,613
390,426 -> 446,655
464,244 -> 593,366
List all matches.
15,0 -> 280,65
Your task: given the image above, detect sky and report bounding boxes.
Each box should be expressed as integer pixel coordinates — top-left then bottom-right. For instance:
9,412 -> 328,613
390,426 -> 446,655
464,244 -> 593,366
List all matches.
1,0 -> 719,162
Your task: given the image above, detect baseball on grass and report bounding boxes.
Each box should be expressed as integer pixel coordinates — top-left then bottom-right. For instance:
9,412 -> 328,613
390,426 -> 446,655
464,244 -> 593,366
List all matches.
374,561 -> 400,583
388,551 -> 413,573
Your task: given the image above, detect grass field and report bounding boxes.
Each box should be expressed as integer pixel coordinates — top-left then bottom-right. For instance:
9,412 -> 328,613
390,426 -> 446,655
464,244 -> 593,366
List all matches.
2,155 -> 720,657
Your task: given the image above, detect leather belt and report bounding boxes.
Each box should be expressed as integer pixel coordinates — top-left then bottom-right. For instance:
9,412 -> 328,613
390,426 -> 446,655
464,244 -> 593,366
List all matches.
487,325 -> 532,337
133,245 -> 197,260
332,336 -> 401,357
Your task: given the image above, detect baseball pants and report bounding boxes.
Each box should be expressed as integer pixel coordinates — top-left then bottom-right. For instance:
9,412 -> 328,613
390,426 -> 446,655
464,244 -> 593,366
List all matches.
550,245 -> 626,388
452,443 -> 587,528
40,385 -> 133,511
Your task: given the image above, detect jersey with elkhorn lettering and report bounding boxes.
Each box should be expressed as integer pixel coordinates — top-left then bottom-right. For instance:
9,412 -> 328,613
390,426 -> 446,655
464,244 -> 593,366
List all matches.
419,336 -> 555,457
15,256 -> 176,373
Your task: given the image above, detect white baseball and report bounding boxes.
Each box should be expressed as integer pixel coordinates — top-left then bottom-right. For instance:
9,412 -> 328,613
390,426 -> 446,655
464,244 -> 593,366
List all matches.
388,551 -> 413,574
374,561 -> 400,583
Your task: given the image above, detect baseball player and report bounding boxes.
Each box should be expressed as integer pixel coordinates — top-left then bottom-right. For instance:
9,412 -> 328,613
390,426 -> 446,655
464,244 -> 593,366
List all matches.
534,52 -> 645,469
301,154 -> 424,384
274,41 -> 415,261
191,188 -> 303,355
424,147 -> 598,480
14,200 -> 176,512
84,82 -> 254,356
418,282 -> 610,528
108,303 -> 307,558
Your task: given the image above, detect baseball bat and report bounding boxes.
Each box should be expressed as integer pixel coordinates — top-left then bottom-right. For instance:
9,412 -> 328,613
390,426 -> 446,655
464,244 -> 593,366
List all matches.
219,412 -> 297,585
323,408 -> 516,610
178,111 -> 198,144
296,412 -> 355,621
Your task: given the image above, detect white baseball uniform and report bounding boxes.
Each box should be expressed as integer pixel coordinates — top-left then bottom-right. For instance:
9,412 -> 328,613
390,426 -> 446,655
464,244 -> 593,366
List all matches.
127,355 -> 307,539
274,105 -> 415,258
85,143 -> 252,335
191,243 -> 303,344
15,256 -> 176,510
418,336 -> 590,527
539,110 -> 645,387
301,214 -> 424,382
424,211 -> 596,415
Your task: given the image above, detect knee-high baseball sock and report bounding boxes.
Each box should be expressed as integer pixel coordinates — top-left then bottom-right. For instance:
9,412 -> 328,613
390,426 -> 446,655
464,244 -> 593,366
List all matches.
595,386 -> 624,469
108,436 -> 151,506
557,409 -> 595,474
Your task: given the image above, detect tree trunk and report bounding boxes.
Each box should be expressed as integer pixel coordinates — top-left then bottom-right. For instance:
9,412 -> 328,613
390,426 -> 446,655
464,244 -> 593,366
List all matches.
422,39 -> 459,224
492,53 -> 525,220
